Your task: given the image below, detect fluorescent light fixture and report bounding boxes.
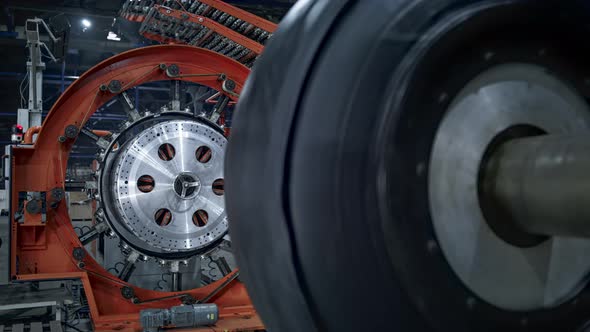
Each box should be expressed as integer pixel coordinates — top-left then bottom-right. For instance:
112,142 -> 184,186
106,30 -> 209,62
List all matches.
107,31 -> 121,41
81,19 -> 91,28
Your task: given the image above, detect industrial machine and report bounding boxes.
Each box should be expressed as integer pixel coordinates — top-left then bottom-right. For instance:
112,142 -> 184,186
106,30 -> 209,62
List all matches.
225,0 -> 590,331
15,0 -> 590,331
0,0 -> 280,330
119,0 -> 276,67
3,44 -> 261,331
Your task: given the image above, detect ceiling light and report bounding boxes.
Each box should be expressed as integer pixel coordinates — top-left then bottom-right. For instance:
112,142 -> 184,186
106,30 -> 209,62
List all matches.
107,31 -> 121,41
81,19 -> 91,28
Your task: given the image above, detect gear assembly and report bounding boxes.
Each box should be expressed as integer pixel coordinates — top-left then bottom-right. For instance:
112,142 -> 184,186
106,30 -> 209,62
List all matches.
3,0 -> 590,332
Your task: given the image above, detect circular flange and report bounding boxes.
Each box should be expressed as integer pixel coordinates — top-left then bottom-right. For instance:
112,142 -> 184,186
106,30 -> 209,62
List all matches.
429,63 -> 590,311
102,117 -> 228,257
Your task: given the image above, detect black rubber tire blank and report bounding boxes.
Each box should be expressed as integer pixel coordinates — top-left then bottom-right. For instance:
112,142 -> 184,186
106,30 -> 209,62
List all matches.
226,1 -> 353,331
226,0 -> 590,331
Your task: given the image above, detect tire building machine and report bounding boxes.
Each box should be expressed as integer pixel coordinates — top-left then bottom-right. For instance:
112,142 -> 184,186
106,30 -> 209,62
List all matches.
2,0 -> 277,330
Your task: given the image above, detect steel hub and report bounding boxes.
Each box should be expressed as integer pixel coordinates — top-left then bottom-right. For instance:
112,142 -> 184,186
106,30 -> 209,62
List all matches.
174,173 -> 202,199
101,117 -> 228,257
429,63 -> 590,311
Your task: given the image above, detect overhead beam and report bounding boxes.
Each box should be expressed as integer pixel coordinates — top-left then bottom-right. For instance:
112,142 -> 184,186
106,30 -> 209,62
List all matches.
5,3 -> 118,19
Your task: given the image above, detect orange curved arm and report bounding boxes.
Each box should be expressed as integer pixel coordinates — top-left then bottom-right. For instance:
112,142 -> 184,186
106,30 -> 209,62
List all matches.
24,127 -> 111,144
24,126 -> 42,144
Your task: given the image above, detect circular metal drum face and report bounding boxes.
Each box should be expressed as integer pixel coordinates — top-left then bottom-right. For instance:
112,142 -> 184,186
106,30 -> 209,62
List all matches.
111,119 -> 227,254
429,64 -> 590,311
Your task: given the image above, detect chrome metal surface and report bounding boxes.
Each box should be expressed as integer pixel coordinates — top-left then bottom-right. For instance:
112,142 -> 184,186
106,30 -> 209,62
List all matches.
104,118 -> 228,256
429,63 -> 590,311
483,133 -> 590,238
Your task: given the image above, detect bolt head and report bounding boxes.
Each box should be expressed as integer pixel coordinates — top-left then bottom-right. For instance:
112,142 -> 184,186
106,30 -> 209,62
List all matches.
65,125 -> 79,138
166,64 -> 180,77
121,286 -> 135,299
224,79 -> 236,91
108,80 -> 122,94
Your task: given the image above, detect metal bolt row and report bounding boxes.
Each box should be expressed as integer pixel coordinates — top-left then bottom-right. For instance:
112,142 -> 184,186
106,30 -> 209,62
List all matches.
126,0 -> 268,67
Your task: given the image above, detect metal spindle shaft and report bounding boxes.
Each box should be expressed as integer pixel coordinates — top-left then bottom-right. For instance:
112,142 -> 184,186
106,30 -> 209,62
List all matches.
171,272 -> 181,292
119,261 -> 136,282
481,134 -> 590,238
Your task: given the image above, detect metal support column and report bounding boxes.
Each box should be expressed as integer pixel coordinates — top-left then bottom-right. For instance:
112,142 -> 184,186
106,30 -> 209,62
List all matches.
17,18 -> 60,132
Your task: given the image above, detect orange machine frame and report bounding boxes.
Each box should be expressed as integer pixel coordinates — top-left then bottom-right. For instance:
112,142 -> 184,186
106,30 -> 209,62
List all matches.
8,45 -> 263,331
144,5 -> 265,55
120,0 -> 277,67
121,0 -> 277,33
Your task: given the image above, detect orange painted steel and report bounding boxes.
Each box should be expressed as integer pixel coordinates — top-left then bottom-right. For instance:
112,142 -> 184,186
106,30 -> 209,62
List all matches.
121,0 -> 277,67
24,127 -> 111,144
149,6 -> 264,54
120,0 -> 277,33
197,0 -> 277,33
9,45 -> 261,331
23,126 -> 42,144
